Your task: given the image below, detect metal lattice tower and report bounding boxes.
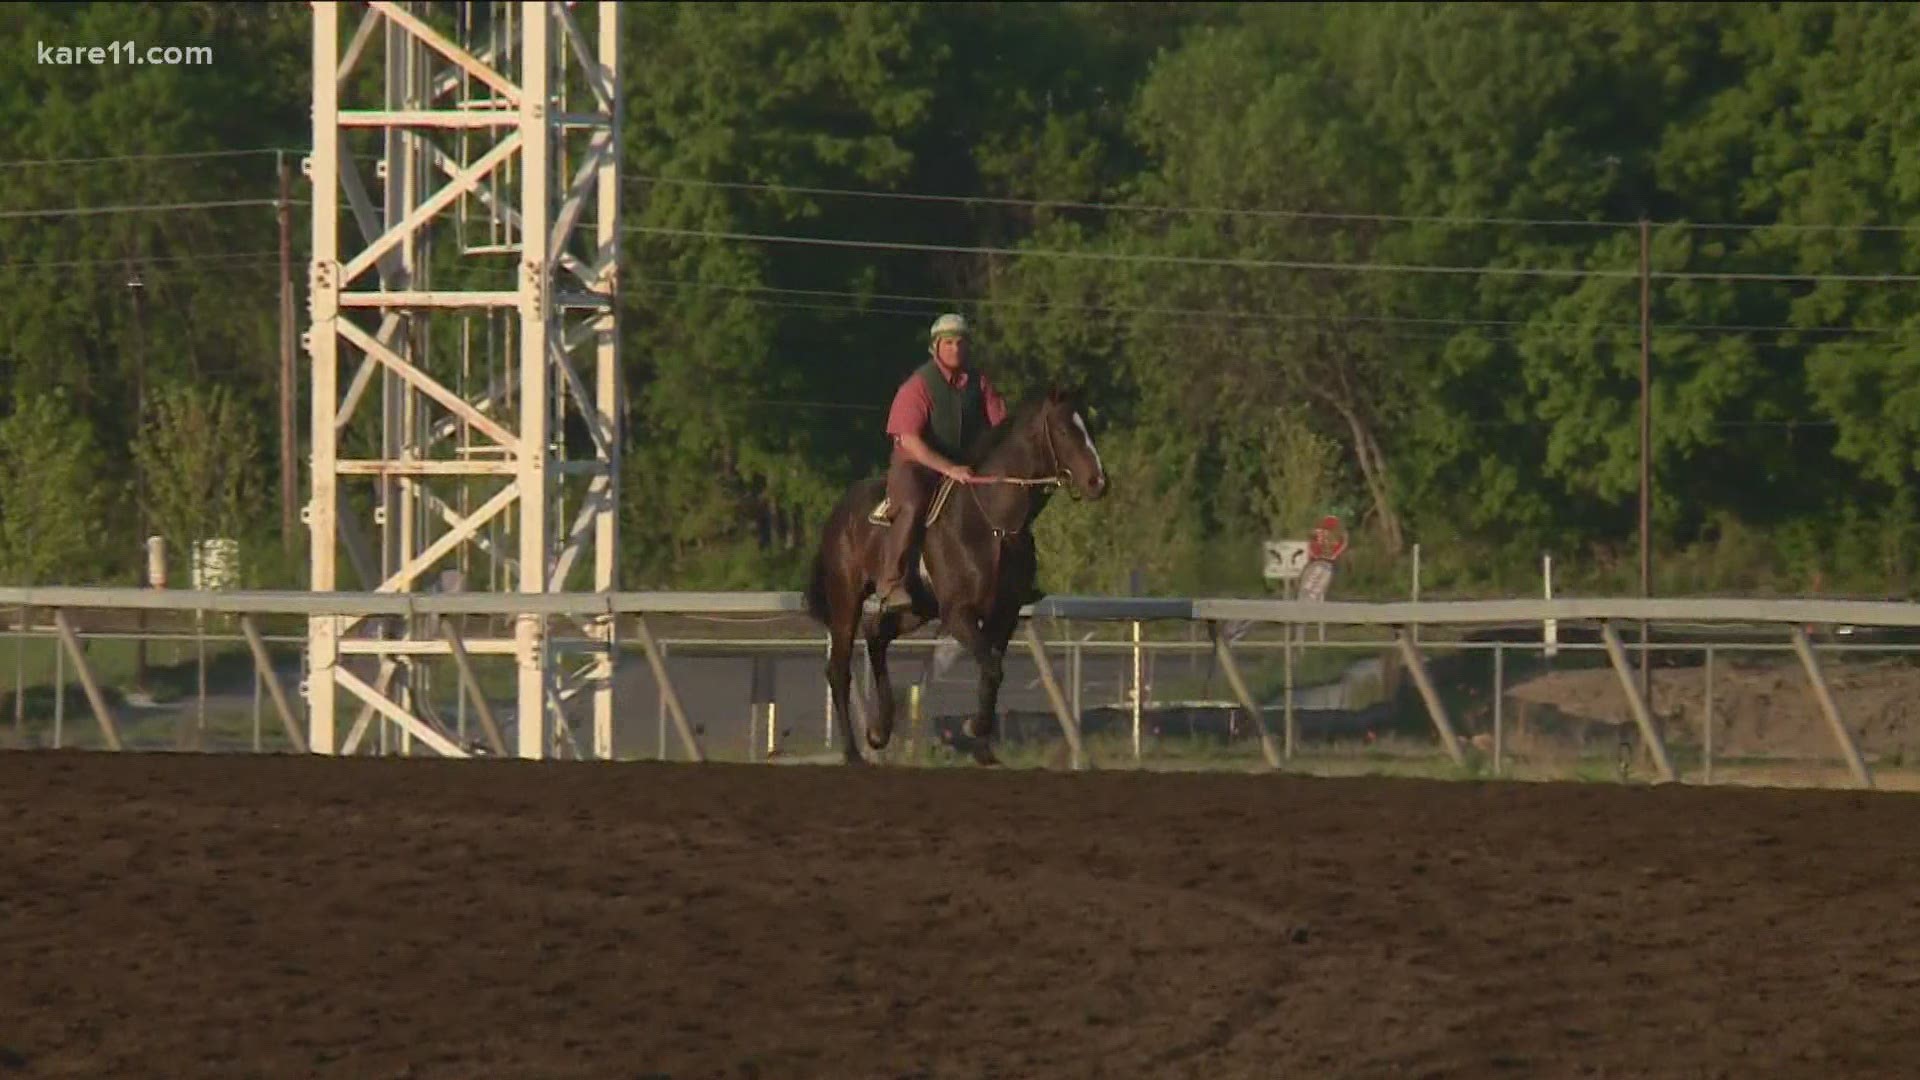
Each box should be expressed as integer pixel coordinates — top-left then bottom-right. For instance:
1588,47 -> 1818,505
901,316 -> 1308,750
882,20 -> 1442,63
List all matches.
306,1 -> 622,760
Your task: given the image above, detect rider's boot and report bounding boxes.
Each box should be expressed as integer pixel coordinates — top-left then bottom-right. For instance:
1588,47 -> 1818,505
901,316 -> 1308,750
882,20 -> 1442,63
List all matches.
868,509 -> 919,613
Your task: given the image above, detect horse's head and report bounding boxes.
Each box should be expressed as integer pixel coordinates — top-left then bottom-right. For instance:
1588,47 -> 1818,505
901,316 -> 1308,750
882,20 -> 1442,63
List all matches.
1034,387 -> 1108,501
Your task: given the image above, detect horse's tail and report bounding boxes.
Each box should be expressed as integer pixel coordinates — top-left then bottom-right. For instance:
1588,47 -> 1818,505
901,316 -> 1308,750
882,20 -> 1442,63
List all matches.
805,484 -> 871,625
803,541 -> 831,625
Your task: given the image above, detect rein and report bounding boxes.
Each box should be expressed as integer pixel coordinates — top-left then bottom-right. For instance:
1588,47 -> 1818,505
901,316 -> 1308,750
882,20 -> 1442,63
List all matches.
966,415 -> 1071,538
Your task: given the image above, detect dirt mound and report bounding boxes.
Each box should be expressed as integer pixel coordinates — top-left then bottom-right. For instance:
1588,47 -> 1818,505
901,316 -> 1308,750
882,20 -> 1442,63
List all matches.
6,751 -> 1920,1077
1505,656 -> 1920,762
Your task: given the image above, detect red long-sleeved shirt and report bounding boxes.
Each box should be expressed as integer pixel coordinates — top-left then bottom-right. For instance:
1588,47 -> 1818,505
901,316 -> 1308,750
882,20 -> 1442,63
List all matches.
884,365 -> 1008,463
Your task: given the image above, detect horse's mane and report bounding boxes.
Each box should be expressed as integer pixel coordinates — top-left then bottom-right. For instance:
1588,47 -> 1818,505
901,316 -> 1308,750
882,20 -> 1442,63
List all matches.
959,392 -> 1051,467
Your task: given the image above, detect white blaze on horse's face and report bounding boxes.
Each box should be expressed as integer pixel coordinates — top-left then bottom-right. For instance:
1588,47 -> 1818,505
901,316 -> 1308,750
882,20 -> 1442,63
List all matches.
1070,410 -> 1107,495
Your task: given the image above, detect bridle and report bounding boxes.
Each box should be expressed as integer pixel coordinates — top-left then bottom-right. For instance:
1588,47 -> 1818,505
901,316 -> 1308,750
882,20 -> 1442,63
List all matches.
966,409 -> 1078,539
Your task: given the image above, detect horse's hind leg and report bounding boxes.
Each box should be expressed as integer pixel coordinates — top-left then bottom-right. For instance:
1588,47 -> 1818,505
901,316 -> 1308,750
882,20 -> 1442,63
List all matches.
826,613 -> 862,766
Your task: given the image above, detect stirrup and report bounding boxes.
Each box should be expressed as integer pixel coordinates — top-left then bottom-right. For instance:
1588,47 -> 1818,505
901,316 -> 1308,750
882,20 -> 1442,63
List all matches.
866,580 -> 912,613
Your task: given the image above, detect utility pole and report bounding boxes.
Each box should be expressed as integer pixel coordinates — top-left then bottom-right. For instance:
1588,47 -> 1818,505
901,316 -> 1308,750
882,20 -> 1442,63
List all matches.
278,151 -> 297,561
1638,218 -> 1653,710
129,263 -> 148,695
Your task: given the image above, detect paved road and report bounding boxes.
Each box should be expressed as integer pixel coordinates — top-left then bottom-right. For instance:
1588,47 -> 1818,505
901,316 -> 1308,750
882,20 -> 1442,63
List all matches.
69,628 -> 1382,760
570,637 -> 1230,759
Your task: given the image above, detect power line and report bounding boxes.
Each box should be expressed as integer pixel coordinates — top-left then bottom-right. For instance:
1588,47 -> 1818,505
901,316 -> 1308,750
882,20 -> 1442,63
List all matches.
741,398 -> 885,413
1651,267 -> 1920,283
1662,320 -> 1902,336
636,382 -> 1849,428
626,224 -> 1632,280
630,173 -> 1920,236
0,198 -> 302,221
629,174 -> 1637,231
631,275 -> 1906,338
691,294 -> 936,321
0,149 -> 1907,237
0,148 -> 298,171
632,282 -> 1892,359
1674,218 -> 1920,236
0,250 -> 283,271
695,393 -> 1844,430
26,199 -> 1900,283
630,224 -> 1920,285
1455,417 -> 1844,429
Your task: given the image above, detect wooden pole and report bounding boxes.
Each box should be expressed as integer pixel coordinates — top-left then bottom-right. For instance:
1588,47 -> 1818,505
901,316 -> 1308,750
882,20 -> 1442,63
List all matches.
1209,622 -> 1282,769
1394,629 -> 1466,767
1639,217 -> 1654,713
632,614 -> 704,762
240,615 -> 307,753
1601,622 -> 1676,782
1703,644 -> 1715,785
53,612 -> 123,751
442,621 -> 507,756
130,263 -> 148,695
1022,621 -> 1086,770
1790,628 -> 1872,789
279,151 -> 299,560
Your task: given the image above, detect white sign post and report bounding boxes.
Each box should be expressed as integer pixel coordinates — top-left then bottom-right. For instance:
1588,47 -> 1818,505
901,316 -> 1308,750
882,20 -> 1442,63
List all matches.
1263,540 -> 1310,582
1543,553 -> 1557,659
146,536 -> 167,589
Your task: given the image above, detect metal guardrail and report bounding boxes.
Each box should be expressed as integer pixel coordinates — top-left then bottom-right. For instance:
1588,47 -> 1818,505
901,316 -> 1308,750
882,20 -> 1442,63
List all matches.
0,587 -> 1901,788
0,586 -> 1917,627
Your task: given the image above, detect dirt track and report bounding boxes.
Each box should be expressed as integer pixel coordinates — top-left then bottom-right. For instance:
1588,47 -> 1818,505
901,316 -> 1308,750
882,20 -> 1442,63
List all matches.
5,752 -> 1920,1078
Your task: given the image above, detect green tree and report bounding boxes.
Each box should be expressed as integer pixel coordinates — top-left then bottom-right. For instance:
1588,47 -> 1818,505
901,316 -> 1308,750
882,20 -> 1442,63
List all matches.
0,3 -> 303,570
4,1 -> 1920,598
130,382 -> 268,587
1032,426 -> 1202,595
0,390 -> 119,585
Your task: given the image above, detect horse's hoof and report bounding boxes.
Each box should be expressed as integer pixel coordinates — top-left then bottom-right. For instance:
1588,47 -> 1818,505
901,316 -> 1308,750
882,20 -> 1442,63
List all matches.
971,744 -> 1001,767
866,729 -> 891,752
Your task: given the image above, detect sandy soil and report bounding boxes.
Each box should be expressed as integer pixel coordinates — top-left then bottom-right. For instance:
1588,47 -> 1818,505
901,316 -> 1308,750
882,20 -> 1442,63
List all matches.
4,751 -> 1920,1078
1502,655 -> 1920,762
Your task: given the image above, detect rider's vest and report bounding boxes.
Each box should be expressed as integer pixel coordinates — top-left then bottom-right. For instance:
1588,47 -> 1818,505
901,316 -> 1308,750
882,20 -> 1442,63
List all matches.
916,359 -> 989,462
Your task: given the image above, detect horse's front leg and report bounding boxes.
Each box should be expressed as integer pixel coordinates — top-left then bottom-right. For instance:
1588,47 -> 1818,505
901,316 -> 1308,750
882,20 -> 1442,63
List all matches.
977,603 -> 1032,764
941,606 -> 1007,765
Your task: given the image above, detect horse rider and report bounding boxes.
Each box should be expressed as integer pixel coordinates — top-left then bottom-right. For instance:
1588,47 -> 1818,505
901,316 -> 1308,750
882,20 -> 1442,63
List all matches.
870,312 -> 1008,612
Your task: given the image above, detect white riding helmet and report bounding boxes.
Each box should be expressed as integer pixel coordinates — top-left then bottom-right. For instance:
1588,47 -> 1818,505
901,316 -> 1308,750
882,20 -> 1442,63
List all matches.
929,312 -> 969,345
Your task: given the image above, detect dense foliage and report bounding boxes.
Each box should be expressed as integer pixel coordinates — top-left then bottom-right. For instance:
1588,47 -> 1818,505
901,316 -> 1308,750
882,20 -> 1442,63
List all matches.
3,2 -> 1918,599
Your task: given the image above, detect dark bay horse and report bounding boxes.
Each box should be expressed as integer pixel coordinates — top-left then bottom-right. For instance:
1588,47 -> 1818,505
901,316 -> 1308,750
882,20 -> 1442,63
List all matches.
803,387 -> 1109,765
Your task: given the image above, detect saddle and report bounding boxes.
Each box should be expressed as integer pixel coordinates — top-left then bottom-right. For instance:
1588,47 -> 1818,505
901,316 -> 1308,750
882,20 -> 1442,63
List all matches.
868,475 -> 958,527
